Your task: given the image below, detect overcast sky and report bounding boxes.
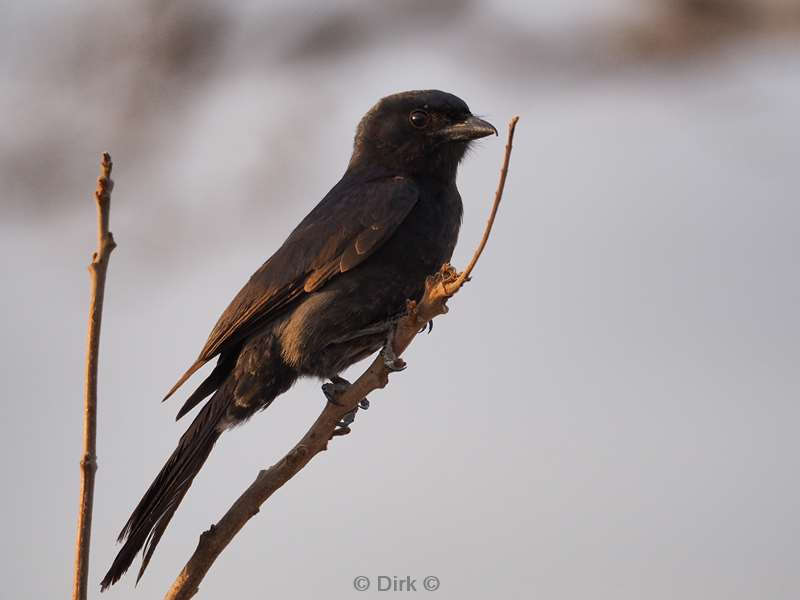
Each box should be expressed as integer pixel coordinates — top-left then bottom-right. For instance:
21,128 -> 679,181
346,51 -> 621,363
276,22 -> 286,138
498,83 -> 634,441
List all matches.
2,2 -> 799,599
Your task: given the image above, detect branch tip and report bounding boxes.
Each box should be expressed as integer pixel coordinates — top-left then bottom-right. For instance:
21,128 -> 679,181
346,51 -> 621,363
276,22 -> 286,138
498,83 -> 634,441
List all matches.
73,151 -> 116,600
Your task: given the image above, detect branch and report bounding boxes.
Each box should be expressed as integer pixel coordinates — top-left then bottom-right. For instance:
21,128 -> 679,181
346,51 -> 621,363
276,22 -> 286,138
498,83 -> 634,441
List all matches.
73,153 -> 116,600
164,117 -> 519,600
446,116 -> 519,293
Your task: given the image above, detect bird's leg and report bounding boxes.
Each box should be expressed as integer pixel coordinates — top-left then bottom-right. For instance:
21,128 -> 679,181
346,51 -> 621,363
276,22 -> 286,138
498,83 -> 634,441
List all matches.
322,376 -> 370,436
380,326 -> 407,372
321,375 -> 349,407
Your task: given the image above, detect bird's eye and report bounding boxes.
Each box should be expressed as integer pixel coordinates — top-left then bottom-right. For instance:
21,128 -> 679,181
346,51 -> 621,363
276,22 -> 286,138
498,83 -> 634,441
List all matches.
409,110 -> 430,129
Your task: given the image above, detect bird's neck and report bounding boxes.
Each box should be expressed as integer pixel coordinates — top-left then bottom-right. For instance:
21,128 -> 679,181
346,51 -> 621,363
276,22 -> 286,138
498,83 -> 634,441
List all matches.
348,140 -> 468,185
347,158 -> 460,186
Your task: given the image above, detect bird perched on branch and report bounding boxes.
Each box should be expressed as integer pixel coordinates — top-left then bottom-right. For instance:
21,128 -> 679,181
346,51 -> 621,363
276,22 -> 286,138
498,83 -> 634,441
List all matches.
101,90 -> 496,589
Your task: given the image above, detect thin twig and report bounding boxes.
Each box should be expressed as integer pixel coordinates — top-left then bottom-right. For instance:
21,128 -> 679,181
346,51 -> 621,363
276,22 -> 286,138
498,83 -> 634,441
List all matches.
164,117 -> 519,600
73,153 -> 116,600
445,115 -> 519,293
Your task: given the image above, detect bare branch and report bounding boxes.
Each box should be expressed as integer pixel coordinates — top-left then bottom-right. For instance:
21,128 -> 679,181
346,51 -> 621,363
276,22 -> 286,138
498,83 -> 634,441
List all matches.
446,115 -> 519,293
73,153 -> 116,600
164,117 -> 520,600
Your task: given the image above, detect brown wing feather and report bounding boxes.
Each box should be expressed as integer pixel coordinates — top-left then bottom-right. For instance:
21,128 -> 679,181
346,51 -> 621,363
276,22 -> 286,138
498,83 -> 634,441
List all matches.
164,175 -> 418,398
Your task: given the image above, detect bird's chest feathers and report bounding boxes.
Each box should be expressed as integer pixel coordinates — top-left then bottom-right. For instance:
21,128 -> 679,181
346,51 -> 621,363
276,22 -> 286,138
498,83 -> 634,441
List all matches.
389,186 -> 462,269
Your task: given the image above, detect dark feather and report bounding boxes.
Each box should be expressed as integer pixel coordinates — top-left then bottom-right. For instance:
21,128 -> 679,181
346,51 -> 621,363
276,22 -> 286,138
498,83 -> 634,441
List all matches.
175,350 -> 237,420
162,360 -> 204,401
100,396 -> 225,590
163,175 -> 418,399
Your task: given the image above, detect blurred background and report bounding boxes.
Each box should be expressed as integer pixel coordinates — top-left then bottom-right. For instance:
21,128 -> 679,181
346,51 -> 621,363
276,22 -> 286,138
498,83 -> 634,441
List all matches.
2,1 -> 799,598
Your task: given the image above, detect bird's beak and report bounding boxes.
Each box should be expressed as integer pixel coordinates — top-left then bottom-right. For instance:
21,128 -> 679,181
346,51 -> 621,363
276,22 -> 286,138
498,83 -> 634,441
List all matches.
440,115 -> 498,141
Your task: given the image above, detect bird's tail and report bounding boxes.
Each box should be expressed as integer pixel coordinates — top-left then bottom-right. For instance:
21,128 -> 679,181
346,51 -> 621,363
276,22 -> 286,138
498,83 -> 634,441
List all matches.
100,395 -> 227,590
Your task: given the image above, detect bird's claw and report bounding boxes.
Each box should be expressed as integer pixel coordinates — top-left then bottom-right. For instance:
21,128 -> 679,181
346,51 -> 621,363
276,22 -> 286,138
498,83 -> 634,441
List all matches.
322,381 -> 344,406
337,407 -> 358,428
323,376 -> 369,436
381,345 -> 407,372
381,328 -> 407,372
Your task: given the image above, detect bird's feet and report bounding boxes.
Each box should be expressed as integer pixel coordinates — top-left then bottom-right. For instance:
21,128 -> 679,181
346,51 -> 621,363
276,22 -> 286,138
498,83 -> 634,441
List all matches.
322,375 -> 350,407
322,376 -> 370,437
381,327 -> 407,372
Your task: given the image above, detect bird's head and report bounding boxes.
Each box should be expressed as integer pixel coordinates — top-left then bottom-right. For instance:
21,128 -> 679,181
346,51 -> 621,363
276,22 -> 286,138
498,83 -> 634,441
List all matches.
349,90 -> 496,180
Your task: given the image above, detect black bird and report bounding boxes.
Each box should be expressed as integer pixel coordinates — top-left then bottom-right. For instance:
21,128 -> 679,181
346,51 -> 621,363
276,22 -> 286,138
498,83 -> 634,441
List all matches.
100,90 -> 496,589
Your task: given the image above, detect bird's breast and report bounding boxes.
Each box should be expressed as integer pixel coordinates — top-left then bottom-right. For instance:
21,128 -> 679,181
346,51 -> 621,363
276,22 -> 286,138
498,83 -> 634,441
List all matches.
376,183 -> 463,282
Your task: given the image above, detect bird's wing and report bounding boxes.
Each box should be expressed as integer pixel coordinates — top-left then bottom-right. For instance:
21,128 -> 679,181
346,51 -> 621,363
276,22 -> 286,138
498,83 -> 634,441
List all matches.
164,174 -> 419,399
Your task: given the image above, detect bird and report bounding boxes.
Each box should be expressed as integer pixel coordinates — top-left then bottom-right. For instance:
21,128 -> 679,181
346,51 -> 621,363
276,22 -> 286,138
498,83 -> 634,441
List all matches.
100,90 -> 496,590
